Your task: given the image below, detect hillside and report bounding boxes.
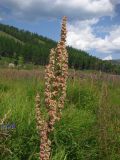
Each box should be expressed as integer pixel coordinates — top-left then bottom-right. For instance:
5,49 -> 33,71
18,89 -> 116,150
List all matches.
111,59 -> 120,65
0,23 -> 120,74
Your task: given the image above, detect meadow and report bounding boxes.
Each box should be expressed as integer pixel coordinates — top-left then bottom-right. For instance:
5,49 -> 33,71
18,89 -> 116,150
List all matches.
0,68 -> 120,160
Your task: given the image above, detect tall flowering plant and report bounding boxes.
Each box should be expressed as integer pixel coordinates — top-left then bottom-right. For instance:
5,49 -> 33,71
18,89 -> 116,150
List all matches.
35,16 -> 68,160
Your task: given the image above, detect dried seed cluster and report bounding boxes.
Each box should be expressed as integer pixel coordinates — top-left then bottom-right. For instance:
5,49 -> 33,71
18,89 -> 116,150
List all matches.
35,16 -> 68,160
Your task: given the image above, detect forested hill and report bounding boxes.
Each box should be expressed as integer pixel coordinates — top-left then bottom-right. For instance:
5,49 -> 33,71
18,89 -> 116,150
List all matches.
111,60 -> 120,65
0,23 -> 120,74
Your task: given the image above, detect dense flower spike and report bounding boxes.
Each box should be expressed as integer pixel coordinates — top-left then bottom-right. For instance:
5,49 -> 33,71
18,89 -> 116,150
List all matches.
35,16 -> 68,160
35,93 -> 51,160
35,93 -> 44,132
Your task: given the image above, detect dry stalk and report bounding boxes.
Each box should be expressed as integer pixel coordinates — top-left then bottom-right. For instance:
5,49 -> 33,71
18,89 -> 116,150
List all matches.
0,110 -> 11,125
0,110 -> 12,156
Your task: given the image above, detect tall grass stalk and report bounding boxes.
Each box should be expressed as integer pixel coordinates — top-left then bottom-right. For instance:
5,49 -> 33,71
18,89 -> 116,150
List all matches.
98,83 -> 110,159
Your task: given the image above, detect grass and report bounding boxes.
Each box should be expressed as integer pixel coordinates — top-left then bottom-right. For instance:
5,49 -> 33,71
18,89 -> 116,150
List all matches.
0,68 -> 120,160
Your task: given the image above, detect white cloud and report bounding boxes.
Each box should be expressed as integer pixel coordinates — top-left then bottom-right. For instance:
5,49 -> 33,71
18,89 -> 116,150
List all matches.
0,0 -> 115,20
67,19 -> 98,50
67,19 -> 120,55
0,0 -> 120,58
103,55 -> 112,60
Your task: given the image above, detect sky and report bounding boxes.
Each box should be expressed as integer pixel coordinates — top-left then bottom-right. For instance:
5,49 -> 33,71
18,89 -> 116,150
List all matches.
0,0 -> 120,60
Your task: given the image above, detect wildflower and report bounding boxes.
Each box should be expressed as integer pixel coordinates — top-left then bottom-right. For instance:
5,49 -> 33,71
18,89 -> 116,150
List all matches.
35,16 -> 68,160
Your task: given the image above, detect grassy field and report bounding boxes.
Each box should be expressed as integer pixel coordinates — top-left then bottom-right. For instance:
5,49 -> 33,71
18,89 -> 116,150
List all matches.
0,68 -> 120,160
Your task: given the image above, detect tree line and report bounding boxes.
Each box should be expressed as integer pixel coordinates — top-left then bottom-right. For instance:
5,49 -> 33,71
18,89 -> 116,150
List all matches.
0,23 -> 120,74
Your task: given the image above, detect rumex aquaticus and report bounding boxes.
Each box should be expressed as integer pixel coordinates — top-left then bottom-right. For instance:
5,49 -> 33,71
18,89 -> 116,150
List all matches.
35,16 -> 68,160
